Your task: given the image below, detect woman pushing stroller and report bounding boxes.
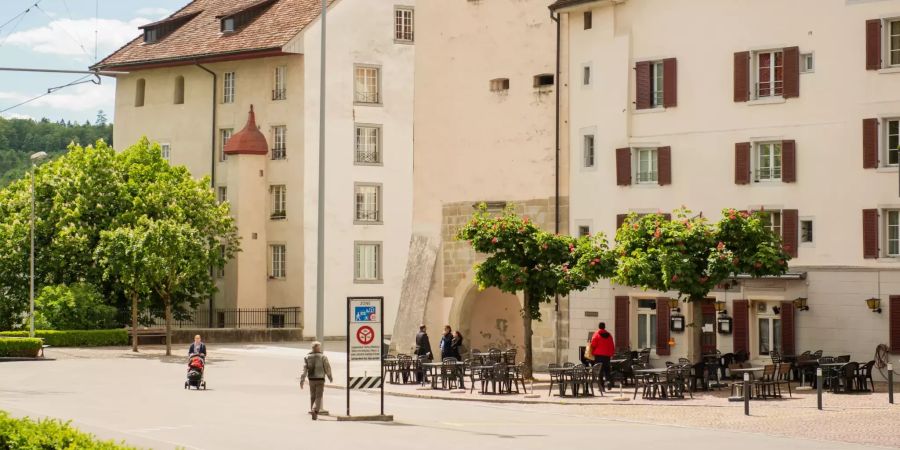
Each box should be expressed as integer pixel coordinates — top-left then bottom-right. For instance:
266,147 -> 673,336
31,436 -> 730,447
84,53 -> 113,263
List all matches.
185,335 -> 207,390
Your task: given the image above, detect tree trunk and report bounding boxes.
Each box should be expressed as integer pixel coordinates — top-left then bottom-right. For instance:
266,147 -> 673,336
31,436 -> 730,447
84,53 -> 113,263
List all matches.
522,290 -> 534,379
131,292 -> 138,353
164,295 -> 172,357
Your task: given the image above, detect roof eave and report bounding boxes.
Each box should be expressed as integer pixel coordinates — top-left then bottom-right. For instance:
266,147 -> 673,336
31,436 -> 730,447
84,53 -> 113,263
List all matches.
91,47 -> 288,72
549,0 -> 624,13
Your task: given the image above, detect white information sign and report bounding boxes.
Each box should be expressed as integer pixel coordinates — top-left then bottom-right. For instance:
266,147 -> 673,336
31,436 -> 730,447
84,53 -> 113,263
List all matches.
349,298 -> 381,362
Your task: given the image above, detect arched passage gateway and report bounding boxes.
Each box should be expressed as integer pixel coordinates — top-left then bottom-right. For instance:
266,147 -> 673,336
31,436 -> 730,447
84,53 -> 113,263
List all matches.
448,270 -> 525,356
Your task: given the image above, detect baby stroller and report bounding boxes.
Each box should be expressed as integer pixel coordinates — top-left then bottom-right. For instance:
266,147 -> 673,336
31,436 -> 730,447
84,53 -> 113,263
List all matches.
184,354 -> 207,390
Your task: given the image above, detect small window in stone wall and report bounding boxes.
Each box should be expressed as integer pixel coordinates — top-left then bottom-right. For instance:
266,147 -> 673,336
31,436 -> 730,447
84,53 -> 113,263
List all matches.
490,78 -> 509,92
584,311 -> 598,317
534,74 -> 554,89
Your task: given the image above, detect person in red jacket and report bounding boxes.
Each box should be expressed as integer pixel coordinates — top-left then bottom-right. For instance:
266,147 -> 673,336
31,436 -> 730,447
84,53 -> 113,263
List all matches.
590,322 -> 616,387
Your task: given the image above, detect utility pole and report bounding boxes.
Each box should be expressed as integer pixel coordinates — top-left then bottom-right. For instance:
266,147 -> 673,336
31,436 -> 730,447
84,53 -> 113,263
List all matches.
315,0 -> 327,344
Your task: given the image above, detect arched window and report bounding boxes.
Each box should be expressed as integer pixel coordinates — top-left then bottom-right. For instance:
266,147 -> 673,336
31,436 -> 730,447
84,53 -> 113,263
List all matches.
135,78 -> 146,107
174,76 -> 184,104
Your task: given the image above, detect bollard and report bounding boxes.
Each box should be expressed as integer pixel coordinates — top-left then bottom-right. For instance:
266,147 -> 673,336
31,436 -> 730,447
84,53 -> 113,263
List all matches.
889,364 -> 894,405
816,368 -> 823,411
743,373 -> 750,416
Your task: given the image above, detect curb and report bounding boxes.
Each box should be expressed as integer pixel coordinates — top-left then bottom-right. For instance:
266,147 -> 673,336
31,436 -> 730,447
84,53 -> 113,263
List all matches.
0,357 -> 56,362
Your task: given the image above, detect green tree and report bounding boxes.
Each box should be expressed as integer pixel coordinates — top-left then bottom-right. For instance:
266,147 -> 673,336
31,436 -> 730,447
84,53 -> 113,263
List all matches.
35,283 -> 117,330
457,204 -> 616,377
95,226 -> 150,352
613,208 -> 791,305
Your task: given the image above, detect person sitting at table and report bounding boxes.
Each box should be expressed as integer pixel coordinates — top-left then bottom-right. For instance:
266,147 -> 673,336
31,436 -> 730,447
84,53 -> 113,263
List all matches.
590,322 -> 616,388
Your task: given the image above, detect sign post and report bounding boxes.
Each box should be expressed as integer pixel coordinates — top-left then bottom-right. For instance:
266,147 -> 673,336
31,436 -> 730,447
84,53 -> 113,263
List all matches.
345,296 -> 387,420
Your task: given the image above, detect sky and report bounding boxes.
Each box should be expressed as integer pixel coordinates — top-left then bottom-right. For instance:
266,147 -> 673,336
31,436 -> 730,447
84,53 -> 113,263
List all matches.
0,0 -> 187,124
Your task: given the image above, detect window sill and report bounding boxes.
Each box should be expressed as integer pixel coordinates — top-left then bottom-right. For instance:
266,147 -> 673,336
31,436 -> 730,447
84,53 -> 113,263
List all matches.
354,161 -> 383,167
393,39 -> 414,45
747,97 -> 786,106
878,67 -> 900,74
354,101 -> 383,107
877,166 -> 899,173
354,279 -> 384,285
270,216 -> 287,221
751,180 -> 785,185
268,277 -> 286,281
633,106 -> 666,115
354,220 -> 383,226
633,182 -> 660,188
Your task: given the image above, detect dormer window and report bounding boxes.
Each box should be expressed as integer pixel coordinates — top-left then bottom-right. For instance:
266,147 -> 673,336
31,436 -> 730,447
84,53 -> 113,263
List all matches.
144,28 -> 158,43
139,11 -> 200,44
222,18 -> 235,33
216,0 -> 277,34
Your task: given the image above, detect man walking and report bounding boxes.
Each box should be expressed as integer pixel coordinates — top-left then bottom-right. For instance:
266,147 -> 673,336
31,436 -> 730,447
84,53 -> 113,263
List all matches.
590,322 -> 616,388
414,324 -> 432,383
300,341 -> 333,420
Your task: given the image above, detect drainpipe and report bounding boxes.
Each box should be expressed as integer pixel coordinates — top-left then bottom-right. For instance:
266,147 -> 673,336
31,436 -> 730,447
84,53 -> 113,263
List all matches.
196,62 -> 218,327
550,9 -> 562,364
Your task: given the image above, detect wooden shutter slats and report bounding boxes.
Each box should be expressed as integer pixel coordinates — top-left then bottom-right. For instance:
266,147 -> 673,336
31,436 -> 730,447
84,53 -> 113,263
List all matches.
656,298 -> 671,355
635,61 -> 652,110
614,296 -> 630,351
663,58 -> 677,108
616,214 -> 628,230
658,146 -> 672,186
780,302 -> 796,356
733,300 -> 750,356
735,142 -> 751,185
863,118 -> 879,169
616,147 -> 632,186
734,51 -> 750,102
863,209 -> 879,259
782,209 -> 798,258
783,46 -> 800,98
890,296 -> 900,355
782,140 -> 797,183
866,19 -> 882,71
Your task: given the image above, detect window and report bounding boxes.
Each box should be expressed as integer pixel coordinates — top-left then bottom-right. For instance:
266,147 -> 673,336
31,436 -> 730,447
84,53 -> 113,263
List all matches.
490,78 -> 510,92
887,118 -> 899,166
354,66 -> 380,104
758,315 -> 782,356
887,210 -> 900,256
801,219 -> 814,243
160,143 -> 171,161
174,76 -> 184,104
890,19 -> 900,67
355,184 -> 381,223
755,142 -> 782,181
583,135 -> 595,168
217,186 -> 227,203
355,125 -> 381,164
272,126 -> 286,160
800,53 -> 814,73
270,185 -> 286,220
636,299 -> 657,350
635,148 -> 658,184
534,74 -> 554,89
583,65 -> 591,86
223,72 -> 235,104
354,242 -> 381,282
651,61 -> 664,107
577,225 -> 591,237
394,7 -> 414,42
270,314 -> 285,328
273,66 -> 287,100
754,50 -> 783,98
135,79 -> 146,107
270,244 -> 286,279
219,128 -> 233,162
144,28 -> 158,43
584,11 -> 592,30
761,211 -> 783,237
222,17 -> 235,33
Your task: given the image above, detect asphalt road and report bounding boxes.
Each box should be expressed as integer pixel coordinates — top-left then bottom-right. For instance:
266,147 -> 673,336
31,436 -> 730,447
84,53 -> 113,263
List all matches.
0,345 -> 881,450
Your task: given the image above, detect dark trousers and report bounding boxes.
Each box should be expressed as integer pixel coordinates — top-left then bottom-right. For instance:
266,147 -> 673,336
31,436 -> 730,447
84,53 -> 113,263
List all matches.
595,355 -> 612,385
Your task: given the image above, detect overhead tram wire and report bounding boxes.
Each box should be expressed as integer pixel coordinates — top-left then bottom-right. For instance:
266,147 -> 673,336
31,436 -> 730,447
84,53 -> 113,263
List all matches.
0,5 -> 33,48
0,74 -> 95,115
34,4 -> 92,60
0,1 -> 42,33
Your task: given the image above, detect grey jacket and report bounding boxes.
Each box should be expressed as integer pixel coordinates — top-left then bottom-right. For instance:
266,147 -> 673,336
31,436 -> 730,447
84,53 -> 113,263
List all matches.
301,351 -> 333,382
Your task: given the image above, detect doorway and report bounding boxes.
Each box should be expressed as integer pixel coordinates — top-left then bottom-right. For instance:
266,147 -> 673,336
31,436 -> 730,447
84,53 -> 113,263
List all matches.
699,299 -> 717,355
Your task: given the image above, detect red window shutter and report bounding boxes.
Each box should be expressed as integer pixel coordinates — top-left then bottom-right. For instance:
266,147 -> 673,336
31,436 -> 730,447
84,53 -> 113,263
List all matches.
780,302 -> 796,356
663,58 -> 677,107
734,142 -> 751,185
614,296 -> 630,351
863,209 -> 879,259
782,140 -> 796,183
616,214 -> 628,230
863,118 -> 879,169
657,146 -> 671,185
635,61 -> 651,110
655,298 -> 671,355
866,19 -> 882,70
782,209 -> 798,258
890,296 -> 900,354
732,300 -> 750,356
616,147 -> 632,186
782,46 -> 800,98
733,51 -> 750,102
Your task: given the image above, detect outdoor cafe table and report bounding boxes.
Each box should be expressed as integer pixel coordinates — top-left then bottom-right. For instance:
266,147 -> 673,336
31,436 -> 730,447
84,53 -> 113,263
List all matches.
633,368 -> 673,400
471,365 -> 516,394
421,361 -> 466,390
548,366 -> 595,398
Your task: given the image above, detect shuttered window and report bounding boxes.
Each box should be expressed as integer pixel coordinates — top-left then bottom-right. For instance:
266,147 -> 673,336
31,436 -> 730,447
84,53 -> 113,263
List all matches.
782,140 -> 797,182
782,209 -> 798,257
655,298 -> 670,356
733,300 -> 750,356
755,142 -> 782,182
636,148 -> 658,184
890,20 -> 900,67
863,118 -> 879,168
887,119 -> 899,166
756,50 -> 783,98
636,58 -> 676,109
616,148 -> 632,186
614,296 -> 630,351
887,210 -> 900,257
735,142 -> 751,184
636,299 -> 657,350
863,209 -> 880,259
890,296 -> 900,354
657,146 -> 671,185
867,19 -> 883,70
735,47 -> 799,100
780,302 -> 796,356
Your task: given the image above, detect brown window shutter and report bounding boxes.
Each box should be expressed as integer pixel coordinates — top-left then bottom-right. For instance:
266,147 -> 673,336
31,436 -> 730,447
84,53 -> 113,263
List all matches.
732,300 -> 750,357
614,296 -> 630,351
635,61 -> 651,110
866,19 -> 882,70
782,209 -> 798,258
733,51 -> 750,102
657,146 -> 671,185
663,58 -> 677,107
890,296 -> 900,354
616,147 -> 632,186
655,298 -> 671,355
863,118 -> 879,169
863,209 -> 879,259
780,302 -> 796,356
662,213 -> 672,221
616,214 -> 628,230
782,46 -> 800,98
782,140 -> 796,183
734,142 -> 751,184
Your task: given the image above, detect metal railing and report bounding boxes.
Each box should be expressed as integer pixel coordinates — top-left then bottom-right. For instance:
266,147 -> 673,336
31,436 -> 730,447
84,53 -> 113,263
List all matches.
271,147 -> 286,160
131,307 -> 303,329
272,89 -> 287,101
754,81 -> 783,99
754,168 -> 782,182
354,91 -> 380,104
270,211 -> 286,220
355,150 -> 379,164
636,171 -> 658,183
356,209 -> 379,222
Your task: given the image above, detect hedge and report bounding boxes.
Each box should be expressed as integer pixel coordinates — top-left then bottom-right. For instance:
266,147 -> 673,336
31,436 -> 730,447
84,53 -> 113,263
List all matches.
0,411 -> 136,449
0,338 -> 41,357
0,329 -> 128,347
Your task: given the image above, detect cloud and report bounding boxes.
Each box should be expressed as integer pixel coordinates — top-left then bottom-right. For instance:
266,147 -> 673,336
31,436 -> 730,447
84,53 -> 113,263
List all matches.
0,82 -> 114,115
5,17 -> 149,60
136,7 -> 172,19
1,112 -> 35,120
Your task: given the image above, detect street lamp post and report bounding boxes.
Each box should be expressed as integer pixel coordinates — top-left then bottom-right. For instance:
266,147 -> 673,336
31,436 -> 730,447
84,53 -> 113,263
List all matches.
29,151 -> 48,338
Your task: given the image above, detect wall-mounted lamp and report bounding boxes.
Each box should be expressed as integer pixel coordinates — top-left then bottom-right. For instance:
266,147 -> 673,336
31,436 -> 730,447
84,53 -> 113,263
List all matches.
793,297 -> 809,311
667,337 -> 676,347
668,298 -> 679,312
772,306 -> 781,315
714,301 -> 727,315
866,297 -> 882,314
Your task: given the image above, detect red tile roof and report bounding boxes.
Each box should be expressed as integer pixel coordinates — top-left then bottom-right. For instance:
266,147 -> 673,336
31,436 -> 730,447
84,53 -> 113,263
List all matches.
92,0 -> 332,70
224,106 -> 269,156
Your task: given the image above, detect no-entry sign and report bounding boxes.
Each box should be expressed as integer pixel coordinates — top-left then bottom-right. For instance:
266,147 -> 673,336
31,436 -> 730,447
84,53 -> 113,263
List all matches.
349,298 -> 381,362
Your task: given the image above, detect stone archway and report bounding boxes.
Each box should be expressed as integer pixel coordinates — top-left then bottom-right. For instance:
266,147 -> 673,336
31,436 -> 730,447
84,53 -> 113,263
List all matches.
448,270 -> 525,356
